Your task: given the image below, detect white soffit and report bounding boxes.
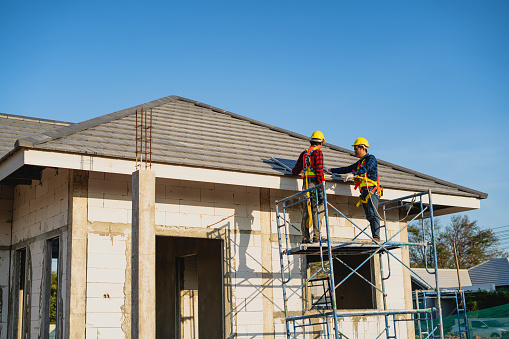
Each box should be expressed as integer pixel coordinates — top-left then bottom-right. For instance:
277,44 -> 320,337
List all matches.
5,149 -> 481,210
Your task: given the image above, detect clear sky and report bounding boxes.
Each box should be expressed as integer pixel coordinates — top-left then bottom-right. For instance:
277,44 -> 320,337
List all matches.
1,1 -> 508,246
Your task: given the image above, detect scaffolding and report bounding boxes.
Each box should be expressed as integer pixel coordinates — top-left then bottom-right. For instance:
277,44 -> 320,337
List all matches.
413,289 -> 469,339
275,184 -> 461,339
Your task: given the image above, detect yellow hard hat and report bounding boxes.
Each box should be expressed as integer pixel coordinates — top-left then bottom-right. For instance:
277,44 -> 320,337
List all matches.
310,130 -> 325,142
352,137 -> 369,148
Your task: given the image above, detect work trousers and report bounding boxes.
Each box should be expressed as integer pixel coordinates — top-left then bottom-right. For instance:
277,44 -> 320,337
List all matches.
360,187 -> 380,239
301,179 -> 324,242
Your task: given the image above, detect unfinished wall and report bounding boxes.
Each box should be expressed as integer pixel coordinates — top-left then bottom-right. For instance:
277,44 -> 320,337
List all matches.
88,173 -> 266,337
12,168 -> 68,243
0,185 -> 13,339
86,171 -> 413,338
86,233 -> 128,338
7,168 -> 70,339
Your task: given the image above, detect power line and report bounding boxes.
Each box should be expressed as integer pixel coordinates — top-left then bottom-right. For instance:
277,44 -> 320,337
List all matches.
491,225 -> 509,230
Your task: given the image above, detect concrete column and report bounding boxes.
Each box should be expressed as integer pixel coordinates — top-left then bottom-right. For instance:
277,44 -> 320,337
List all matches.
131,170 -> 156,339
66,170 -> 88,339
260,188 -> 275,337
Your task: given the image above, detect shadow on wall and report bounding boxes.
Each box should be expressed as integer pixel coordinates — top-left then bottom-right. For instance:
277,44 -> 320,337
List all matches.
206,204 -> 285,338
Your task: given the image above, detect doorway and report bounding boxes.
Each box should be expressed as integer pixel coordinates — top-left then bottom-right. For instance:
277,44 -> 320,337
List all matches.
156,236 -> 223,338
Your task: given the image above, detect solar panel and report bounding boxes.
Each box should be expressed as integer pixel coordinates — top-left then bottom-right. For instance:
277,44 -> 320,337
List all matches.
270,157 -> 343,181
271,157 -> 296,172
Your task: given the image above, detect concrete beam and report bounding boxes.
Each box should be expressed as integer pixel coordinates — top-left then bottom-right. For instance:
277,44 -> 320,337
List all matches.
21,149 -> 482,211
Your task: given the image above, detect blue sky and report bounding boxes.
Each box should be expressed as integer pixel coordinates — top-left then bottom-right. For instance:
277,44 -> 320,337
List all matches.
1,1 -> 508,245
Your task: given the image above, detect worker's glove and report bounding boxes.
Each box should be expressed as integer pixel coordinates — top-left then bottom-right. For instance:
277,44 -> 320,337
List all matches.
325,168 -> 332,174
344,173 -> 355,182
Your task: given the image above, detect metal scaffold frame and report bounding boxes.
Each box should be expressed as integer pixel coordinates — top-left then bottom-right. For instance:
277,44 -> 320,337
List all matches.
413,289 -> 469,339
275,184 -> 459,339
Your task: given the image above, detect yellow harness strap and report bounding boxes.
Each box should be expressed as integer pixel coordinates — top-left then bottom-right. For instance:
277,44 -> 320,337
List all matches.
305,177 -> 313,228
355,174 -> 379,207
356,190 -> 373,207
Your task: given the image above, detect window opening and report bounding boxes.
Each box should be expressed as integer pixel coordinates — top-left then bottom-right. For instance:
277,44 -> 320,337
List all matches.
15,248 -> 27,339
307,254 -> 376,310
45,237 -> 59,339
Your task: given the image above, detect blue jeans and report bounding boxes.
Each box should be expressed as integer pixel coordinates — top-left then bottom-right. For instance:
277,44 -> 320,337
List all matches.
360,188 -> 380,239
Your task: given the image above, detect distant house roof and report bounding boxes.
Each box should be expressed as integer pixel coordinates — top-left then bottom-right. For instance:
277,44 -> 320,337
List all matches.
411,268 -> 472,289
0,113 -> 69,158
469,258 -> 509,287
1,95 -> 487,199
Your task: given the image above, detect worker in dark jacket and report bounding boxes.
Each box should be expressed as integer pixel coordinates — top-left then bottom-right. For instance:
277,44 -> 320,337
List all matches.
329,137 -> 382,242
292,131 -> 325,243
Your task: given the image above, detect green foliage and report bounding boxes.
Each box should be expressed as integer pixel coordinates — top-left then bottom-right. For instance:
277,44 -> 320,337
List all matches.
50,271 -> 57,324
465,290 -> 509,312
409,215 -> 508,269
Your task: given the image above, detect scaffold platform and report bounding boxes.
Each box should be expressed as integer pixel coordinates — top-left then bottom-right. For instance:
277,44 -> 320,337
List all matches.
275,185 -> 462,339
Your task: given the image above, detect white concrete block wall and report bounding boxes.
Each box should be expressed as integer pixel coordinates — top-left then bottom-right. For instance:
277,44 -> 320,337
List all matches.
0,250 -> 9,339
0,185 -> 13,247
0,185 -> 13,339
88,176 -> 262,230
382,248 -> 408,310
12,169 -> 68,243
88,172 -> 130,224
85,173 -> 413,338
86,233 -> 128,339
336,316 -> 408,338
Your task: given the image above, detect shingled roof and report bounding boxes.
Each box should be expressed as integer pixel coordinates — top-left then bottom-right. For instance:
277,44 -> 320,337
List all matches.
3,95 -> 487,199
0,113 -> 69,158
469,258 -> 509,287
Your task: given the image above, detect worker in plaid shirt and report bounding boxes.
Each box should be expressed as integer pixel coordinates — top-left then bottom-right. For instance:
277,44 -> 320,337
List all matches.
292,131 -> 325,243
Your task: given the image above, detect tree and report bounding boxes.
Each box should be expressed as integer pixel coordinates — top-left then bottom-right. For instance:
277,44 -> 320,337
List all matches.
50,271 -> 57,324
408,218 -> 442,268
408,215 -> 508,269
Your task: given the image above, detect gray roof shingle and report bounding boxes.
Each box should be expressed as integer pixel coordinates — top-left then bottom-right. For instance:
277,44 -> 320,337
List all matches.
469,258 -> 509,287
0,113 -> 69,157
2,96 -> 487,199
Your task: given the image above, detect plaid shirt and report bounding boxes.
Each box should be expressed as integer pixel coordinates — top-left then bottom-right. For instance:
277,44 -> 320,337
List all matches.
330,154 -> 378,182
292,148 -> 324,184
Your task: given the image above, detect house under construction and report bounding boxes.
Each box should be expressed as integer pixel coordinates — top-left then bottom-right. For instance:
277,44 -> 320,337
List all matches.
0,95 -> 486,338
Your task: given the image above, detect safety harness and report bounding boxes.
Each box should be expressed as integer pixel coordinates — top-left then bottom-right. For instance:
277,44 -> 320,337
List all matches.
303,146 -> 319,179
303,146 -> 320,228
353,156 -> 383,207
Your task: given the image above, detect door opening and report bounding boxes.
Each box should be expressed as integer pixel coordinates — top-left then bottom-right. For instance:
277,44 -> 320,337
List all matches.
156,236 -> 223,339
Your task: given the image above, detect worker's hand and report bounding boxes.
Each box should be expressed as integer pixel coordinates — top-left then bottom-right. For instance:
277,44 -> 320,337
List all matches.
344,173 -> 354,182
